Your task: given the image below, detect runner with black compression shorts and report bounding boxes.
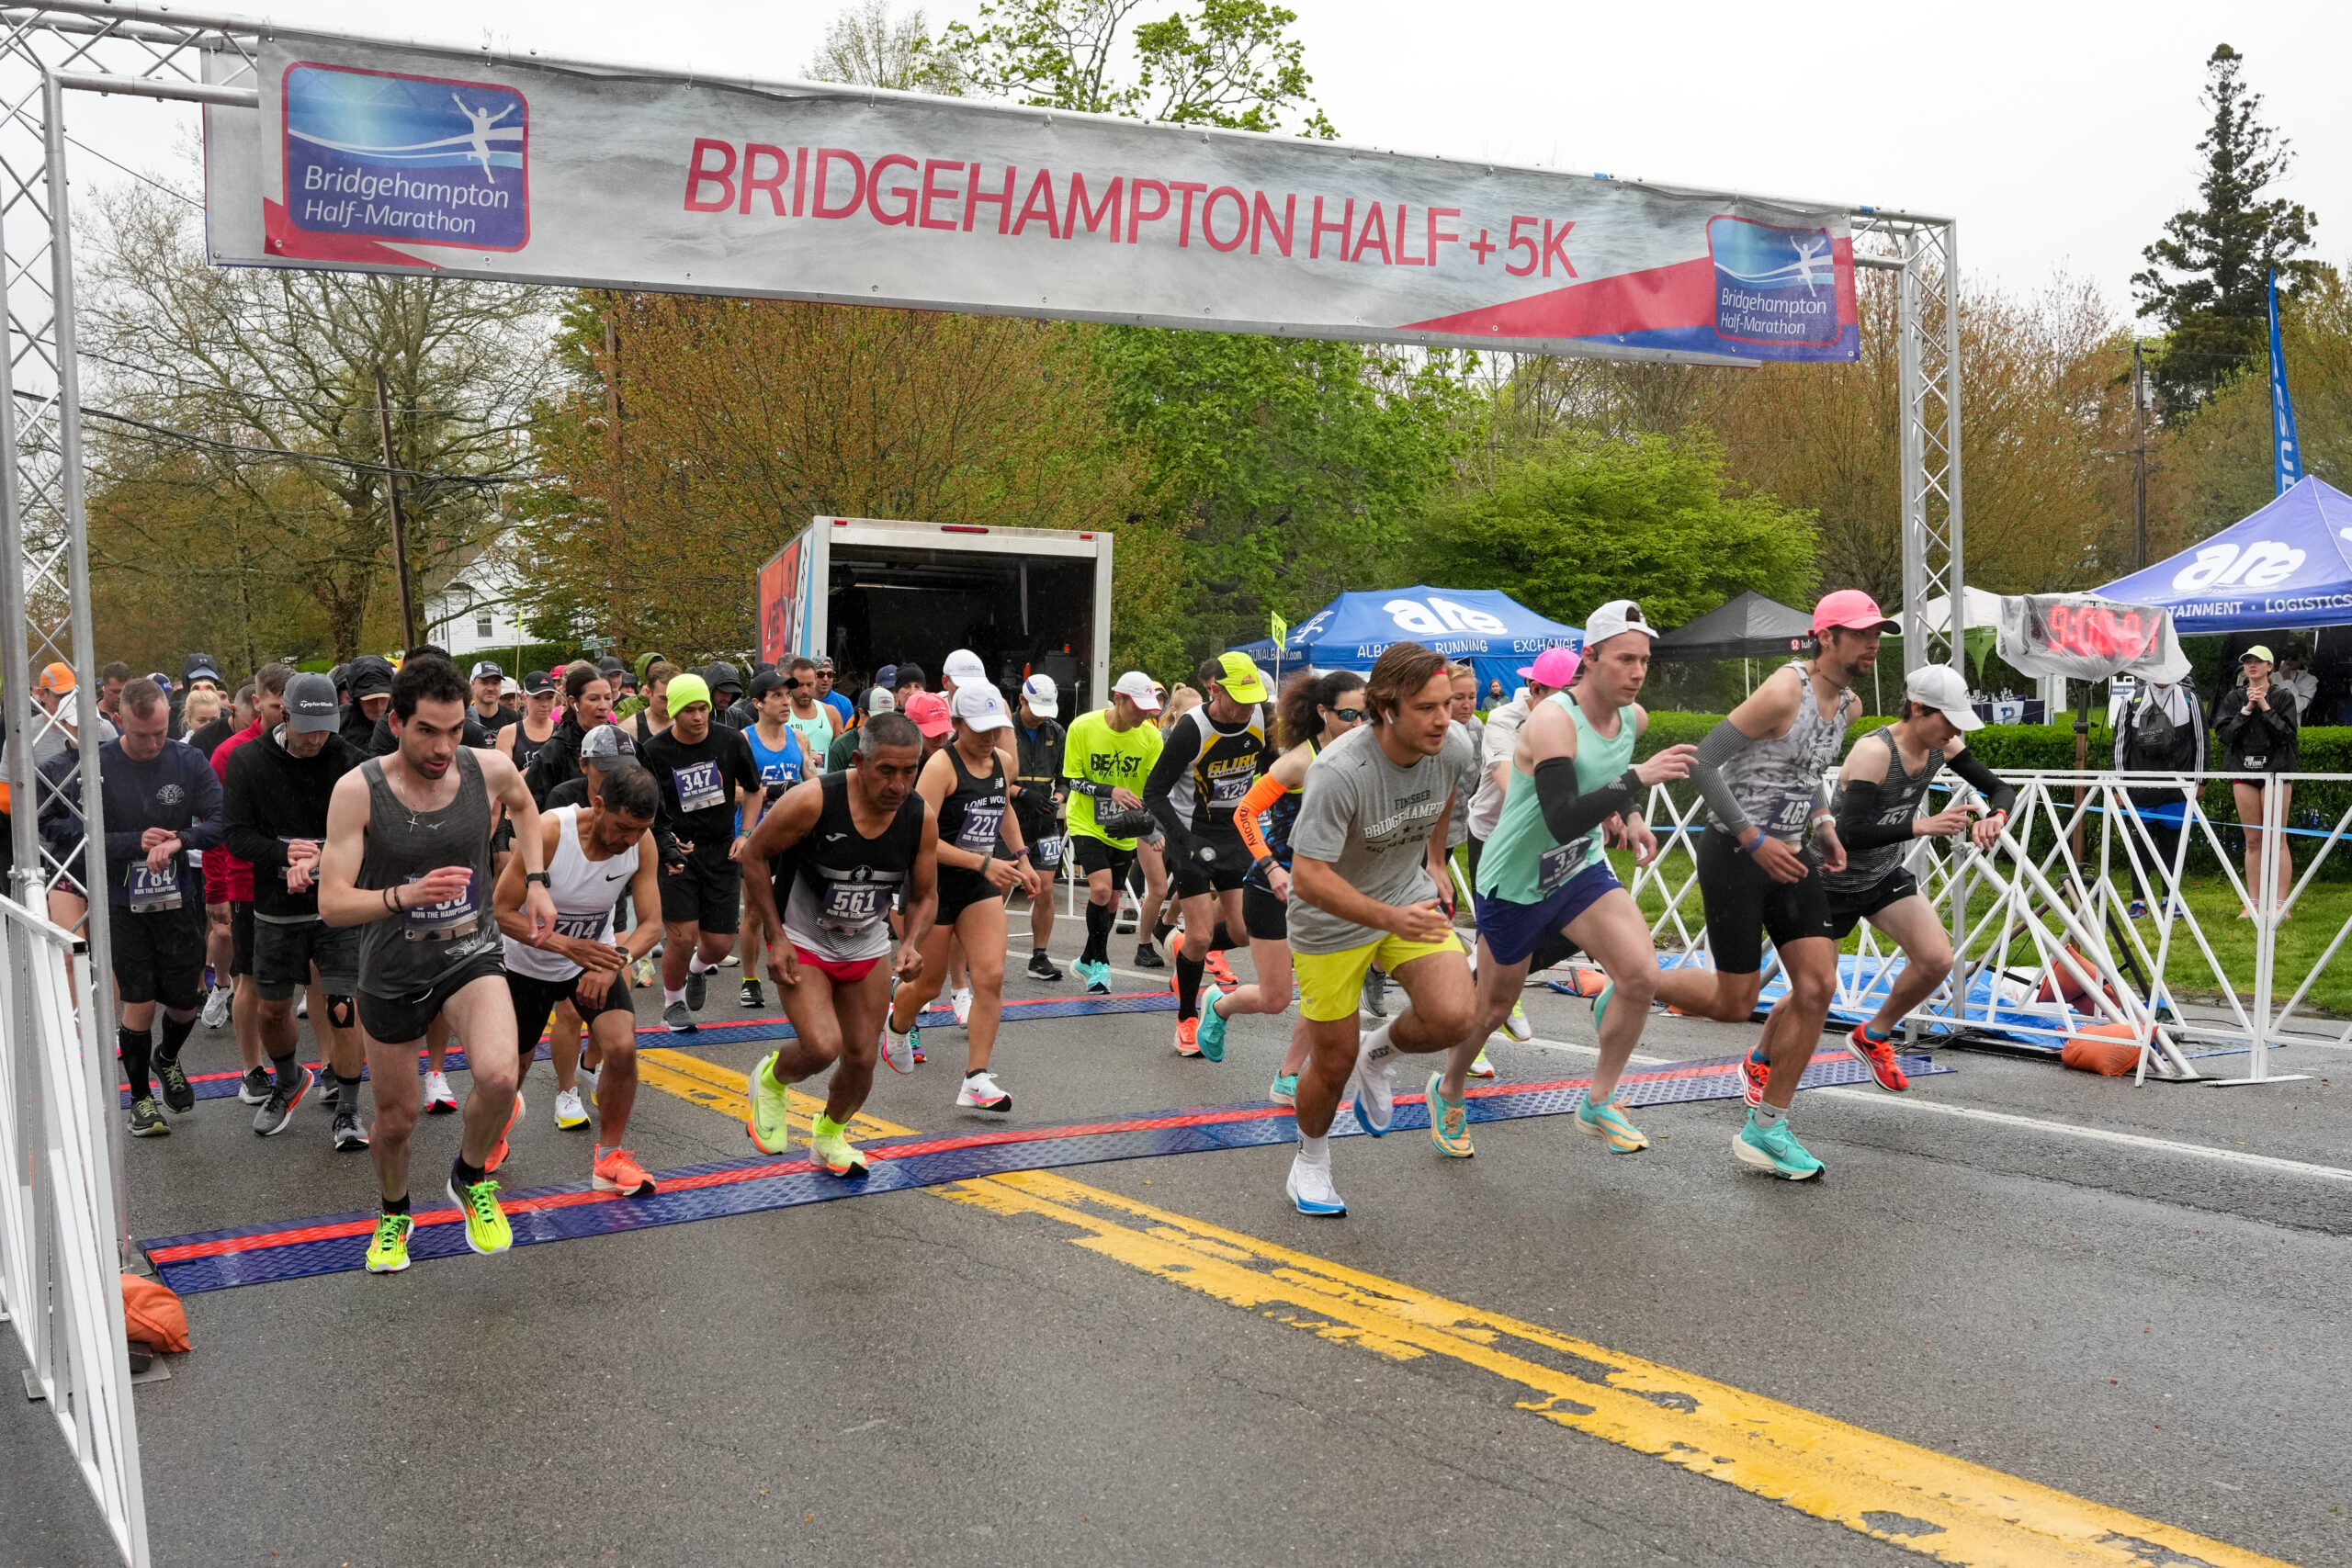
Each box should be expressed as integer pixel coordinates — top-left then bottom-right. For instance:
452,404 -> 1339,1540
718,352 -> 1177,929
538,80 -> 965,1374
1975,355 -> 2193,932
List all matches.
1062,672 -> 1164,993
1455,602 -> 1696,1159
640,671 -> 763,1033
1820,663 -> 2014,1088
741,713 -> 939,1177
1145,651 -> 1272,1056
493,765 -> 664,1197
1283,644 -> 1476,1217
318,656 -> 555,1273
884,684 -> 1037,1111
1201,670 -> 1364,1096
1651,590 -> 1889,1181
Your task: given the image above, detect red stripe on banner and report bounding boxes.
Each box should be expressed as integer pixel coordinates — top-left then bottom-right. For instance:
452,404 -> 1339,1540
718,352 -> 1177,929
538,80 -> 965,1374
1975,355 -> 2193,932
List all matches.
1402,256 -> 1715,340
265,197 -> 443,266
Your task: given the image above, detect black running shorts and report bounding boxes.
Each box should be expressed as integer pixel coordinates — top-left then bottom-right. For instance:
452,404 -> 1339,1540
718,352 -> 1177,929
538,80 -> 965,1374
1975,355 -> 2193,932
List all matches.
1695,828 -> 1836,976
112,905 -> 206,1010
357,952 -> 508,1045
1823,867 -> 1922,942
658,849 -> 742,934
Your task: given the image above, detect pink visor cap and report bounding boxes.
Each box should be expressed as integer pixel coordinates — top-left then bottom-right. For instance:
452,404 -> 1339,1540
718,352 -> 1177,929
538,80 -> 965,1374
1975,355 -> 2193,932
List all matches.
1517,645 -> 1581,688
1813,589 -> 1900,636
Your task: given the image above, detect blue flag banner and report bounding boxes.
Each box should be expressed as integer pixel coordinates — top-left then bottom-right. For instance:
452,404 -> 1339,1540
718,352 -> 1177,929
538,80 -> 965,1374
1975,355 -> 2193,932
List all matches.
2270,267 -> 2302,496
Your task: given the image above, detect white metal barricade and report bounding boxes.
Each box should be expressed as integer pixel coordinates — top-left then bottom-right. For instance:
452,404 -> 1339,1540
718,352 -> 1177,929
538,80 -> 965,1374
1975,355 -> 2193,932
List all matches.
1622,770 -> 2349,1086
0,895 -> 151,1566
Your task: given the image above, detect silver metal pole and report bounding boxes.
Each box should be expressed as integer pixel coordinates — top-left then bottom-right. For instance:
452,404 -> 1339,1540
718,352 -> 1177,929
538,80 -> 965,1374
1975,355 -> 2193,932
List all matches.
1896,231 -> 1926,674
1939,220 -> 1966,677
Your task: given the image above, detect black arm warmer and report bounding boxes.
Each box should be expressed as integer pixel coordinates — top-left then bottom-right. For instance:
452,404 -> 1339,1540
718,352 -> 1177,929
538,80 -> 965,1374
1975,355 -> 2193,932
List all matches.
1945,750 -> 2016,818
1532,756 -> 1638,847
1069,778 -> 1111,799
1832,779 -> 1915,854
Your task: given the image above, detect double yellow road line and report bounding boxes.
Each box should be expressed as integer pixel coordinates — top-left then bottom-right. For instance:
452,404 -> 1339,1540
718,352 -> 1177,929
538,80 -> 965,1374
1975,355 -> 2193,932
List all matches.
637,1046 -> 2291,1567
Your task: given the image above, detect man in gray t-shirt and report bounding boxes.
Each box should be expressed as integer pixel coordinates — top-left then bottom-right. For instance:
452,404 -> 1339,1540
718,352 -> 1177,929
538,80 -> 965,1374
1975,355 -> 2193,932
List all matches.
1283,645 -> 1478,1219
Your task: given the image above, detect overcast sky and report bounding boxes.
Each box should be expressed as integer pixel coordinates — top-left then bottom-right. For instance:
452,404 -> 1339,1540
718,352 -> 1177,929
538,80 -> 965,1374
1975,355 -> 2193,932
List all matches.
64,0 -> 2351,324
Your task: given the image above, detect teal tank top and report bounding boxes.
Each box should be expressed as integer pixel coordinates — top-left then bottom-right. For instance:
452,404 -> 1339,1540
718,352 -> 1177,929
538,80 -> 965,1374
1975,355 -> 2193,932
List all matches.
1475,693 -> 1637,906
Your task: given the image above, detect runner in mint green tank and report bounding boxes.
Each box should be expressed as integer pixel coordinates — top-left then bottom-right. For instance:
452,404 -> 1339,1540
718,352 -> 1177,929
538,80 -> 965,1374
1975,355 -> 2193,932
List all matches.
1442,600 -> 1696,1159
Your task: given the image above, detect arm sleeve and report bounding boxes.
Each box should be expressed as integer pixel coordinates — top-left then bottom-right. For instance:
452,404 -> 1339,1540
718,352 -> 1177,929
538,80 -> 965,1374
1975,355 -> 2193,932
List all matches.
1690,718 -> 1758,834
1233,772 -> 1287,864
1142,716 -> 1195,848
1945,750 -> 2016,818
1532,756 -> 1637,845
1832,778 -> 1917,854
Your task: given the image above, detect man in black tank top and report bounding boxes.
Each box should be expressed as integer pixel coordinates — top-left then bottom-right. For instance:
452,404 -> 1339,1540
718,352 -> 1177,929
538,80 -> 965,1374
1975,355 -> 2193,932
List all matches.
883,684 -> 1039,1114
739,712 -> 938,1178
319,657 -> 557,1274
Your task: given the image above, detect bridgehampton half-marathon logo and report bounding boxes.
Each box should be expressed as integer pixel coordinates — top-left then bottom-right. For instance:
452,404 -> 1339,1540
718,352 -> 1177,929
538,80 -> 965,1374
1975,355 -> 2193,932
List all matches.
1707,216 -> 1838,347
282,62 -> 527,251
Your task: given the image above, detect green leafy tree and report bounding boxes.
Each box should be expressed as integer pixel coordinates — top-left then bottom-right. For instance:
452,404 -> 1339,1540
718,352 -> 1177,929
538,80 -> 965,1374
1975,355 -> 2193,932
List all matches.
943,0 -> 1334,135
805,0 -> 967,93
2133,44 -> 2319,410
1416,431 -> 1817,632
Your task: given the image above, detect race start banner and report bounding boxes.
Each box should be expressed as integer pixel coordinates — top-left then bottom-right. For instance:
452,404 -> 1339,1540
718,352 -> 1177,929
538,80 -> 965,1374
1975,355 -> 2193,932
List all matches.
207,38 -> 1860,365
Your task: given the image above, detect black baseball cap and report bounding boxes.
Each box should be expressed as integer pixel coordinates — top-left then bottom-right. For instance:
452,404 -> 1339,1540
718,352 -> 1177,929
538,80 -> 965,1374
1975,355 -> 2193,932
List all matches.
470,660 -> 503,681
750,669 -> 788,700
522,669 -> 555,695
893,663 -> 927,690
707,660 -> 744,694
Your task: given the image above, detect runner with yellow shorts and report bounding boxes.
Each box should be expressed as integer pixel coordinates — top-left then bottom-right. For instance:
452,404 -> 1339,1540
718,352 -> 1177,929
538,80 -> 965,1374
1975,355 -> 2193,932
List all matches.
1283,644 -> 1476,1217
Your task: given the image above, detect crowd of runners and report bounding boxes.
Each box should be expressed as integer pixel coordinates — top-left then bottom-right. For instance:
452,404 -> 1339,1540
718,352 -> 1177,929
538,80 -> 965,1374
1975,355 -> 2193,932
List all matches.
14,583 -> 2018,1268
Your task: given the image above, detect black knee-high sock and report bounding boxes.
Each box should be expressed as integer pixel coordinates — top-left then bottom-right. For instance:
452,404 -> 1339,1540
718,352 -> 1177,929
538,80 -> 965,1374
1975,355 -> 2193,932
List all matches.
1210,921 -> 1236,953
1177,951 -> 1205,1019
155,1010 -> 197,1066
1082,901 -> 1113,964
119,1025 -> 153,1101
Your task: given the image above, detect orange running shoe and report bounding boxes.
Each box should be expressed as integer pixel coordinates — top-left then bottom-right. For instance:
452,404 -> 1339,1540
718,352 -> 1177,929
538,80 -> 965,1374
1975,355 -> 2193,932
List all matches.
593,1145 -> 658,1197
1843,1025 -> 1911,1093
1205,950 -> 1238,988
485,1089 -> 526,1174
1174,1016 -> 1203,1057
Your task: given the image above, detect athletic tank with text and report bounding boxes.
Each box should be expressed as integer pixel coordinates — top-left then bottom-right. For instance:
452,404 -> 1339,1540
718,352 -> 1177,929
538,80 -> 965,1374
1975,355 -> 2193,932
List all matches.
1821,733 -> 1946,896
1707,663 -> 1857,842
1160,704 -> 1272,839
1477,694 -> 1636,905
935,744 -> 1010,903
504,805 -> 639,982
782,771 -> 926,964
354,747 -> 500,998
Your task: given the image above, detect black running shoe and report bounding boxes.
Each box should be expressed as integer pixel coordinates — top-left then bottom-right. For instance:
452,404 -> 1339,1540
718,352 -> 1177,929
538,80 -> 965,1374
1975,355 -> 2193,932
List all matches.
254,1065 -> 311,1137
237,1066 -> 271,1105
1132,943 -> 1165,970
684,968 -> 707,1012
741,978 -> 766,1010
128,1097 -> 169,1137
1114,913 -> 1137,934
1026,951 -> 1065,983
156,1055 -> 196,1113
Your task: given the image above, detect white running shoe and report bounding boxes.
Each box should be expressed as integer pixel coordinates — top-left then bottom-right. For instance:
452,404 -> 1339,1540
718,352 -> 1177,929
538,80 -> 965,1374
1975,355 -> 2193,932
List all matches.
1284,1153 -> 1346,1216
294,990 -> 309,1020
1501,999 -> 1534,1043
553,1088 -> 589,1130
950,987 -> 974,1026
201,986 -> 232,1032
423,1071 -> 458,1116
1347,1021 -> 1396,1135
956,1069 -> 1012,1112
880,1021 -> 916,1075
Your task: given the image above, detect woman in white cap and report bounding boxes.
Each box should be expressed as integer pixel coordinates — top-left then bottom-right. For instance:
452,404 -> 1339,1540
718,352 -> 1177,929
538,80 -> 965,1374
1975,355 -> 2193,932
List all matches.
2216,644 -> 2301,919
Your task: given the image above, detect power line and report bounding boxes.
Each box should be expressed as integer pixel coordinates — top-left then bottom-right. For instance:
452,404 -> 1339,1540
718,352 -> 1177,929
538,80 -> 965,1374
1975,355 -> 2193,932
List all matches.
78,348 -> 481,417
66,134 -> 202,210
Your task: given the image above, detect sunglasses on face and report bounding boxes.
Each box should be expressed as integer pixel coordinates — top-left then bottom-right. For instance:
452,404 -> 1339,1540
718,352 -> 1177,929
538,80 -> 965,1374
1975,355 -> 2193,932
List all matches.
1329,707 -> 1366,723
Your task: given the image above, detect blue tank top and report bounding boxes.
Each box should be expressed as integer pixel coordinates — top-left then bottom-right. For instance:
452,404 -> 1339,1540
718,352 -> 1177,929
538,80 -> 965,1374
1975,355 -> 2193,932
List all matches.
742,724 -> 808,830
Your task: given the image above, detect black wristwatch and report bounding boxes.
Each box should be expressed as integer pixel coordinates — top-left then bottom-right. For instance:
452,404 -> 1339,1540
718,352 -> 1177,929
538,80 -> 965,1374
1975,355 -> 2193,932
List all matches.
524,871 -> 550,887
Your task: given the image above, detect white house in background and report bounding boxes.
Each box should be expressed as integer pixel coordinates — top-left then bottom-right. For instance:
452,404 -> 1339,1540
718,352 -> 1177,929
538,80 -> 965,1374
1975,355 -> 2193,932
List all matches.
424,530 -> 531,659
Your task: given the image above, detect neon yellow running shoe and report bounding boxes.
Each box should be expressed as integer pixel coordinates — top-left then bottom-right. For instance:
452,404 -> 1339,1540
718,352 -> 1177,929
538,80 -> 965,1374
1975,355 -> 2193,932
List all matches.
445,1173 -> 514,1257
364,1211 -> 413,1274
809,1114 -> 869,1178
1576,1095 -> 1651,1154
747,1052 -> 793,1154
1425,1072 -> 1475,1159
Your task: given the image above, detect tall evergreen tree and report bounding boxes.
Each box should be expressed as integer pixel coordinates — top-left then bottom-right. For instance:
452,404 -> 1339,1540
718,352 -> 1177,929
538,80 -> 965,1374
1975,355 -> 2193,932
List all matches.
2132,43 -> 2317,411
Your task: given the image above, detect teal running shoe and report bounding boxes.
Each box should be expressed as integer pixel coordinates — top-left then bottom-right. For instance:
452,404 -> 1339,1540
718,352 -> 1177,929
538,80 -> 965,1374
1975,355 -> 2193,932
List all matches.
1195,985 -> 1228,1062
1575,1095 -> 1650,1153
1269,1072 -> 1299,1107
1733,1111 -> 1823,1180
1592,982 -> 1613,1034
1076,959 -> 1112,995
1426,1072 -> 1474,1159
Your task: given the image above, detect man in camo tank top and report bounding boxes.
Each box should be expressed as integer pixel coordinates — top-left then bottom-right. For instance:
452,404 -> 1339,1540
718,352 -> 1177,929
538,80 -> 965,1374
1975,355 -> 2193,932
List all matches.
1653,591 -> 1894,1183
319,656 -> 557,1275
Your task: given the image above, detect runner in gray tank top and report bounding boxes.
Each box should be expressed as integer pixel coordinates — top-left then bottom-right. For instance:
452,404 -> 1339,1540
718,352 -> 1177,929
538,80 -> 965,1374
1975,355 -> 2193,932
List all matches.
1820,664 -> 2016,1093
319,656 -> 555,1274
1654,590 -> 1894,1183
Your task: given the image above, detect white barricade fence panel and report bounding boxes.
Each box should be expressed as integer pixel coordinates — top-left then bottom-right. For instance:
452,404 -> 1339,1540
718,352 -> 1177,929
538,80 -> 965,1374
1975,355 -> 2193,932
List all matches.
0,897 -> 150,1567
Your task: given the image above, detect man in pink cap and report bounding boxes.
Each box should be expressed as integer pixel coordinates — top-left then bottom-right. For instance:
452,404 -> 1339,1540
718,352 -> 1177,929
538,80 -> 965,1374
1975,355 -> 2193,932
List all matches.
1651,588 -> 1895,1181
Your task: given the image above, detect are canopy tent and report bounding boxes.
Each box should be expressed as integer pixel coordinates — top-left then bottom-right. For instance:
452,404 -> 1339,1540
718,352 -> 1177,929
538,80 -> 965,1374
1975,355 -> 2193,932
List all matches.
1227,587 -> 1581,700
2095,475 -> 2352,636
1648,591 -> 1814,660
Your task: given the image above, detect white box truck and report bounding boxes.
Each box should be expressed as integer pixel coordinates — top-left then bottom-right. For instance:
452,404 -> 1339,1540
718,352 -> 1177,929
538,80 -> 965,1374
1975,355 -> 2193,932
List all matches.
756,517 -> 1114,714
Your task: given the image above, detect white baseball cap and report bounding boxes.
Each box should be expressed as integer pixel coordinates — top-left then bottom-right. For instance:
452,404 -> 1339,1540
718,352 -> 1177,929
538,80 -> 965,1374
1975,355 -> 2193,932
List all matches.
1020,672 -> 1059,717
943,649 -> 988,686
951,682 -> 1012,732
1904,663 -> 1983,731
1113,671 -> 1163,713
1583,599 -> 1656,647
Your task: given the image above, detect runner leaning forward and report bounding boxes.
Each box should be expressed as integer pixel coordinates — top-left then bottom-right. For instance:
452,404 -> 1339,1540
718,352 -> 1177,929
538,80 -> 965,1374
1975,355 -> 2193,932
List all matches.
640,671 -> 763,1032
492,764 -> 665,1197
741,712 -> 939,1178
1651,591 -> 1888,1182
318,657 -> 556,1273
1283,643 -> 1476,1218
1455,601 -> 1696,1159
1061,672 -> 1165,993
1819,662 -> 2014,1086
883,683 -> 1038,1112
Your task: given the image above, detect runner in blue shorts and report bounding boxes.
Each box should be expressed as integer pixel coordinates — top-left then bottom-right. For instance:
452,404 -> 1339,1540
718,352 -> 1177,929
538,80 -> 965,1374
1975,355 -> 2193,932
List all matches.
1455,601 -> 1695,1159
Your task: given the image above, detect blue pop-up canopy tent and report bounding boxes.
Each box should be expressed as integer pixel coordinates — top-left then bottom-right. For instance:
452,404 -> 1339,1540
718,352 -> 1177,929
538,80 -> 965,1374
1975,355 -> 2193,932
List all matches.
1227,587 -> 1582,699
2096,475 -> 2352,635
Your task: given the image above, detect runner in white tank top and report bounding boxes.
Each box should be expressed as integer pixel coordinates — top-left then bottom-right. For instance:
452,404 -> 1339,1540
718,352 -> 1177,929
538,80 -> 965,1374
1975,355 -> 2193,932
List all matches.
493,768 -> 665,1197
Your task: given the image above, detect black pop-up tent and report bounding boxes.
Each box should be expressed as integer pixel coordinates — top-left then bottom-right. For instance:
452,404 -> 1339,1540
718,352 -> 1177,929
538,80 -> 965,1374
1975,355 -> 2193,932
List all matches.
1650,591 -> 1814,660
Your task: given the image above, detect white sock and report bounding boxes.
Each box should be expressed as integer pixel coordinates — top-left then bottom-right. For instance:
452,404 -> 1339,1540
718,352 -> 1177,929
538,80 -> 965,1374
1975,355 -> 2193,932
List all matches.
1297,1133 -> 1330,1165
663,986 -> 685,1007
1359,1019 -> 1395,1061
1754,1101 -> 1787,1129
688,953 -> 713,975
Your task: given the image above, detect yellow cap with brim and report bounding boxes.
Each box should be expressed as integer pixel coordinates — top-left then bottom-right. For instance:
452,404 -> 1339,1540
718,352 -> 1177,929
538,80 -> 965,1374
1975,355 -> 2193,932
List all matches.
2241,645 -> 2275,666
664,671 -> 712,713
1215,650 -> 1269,704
